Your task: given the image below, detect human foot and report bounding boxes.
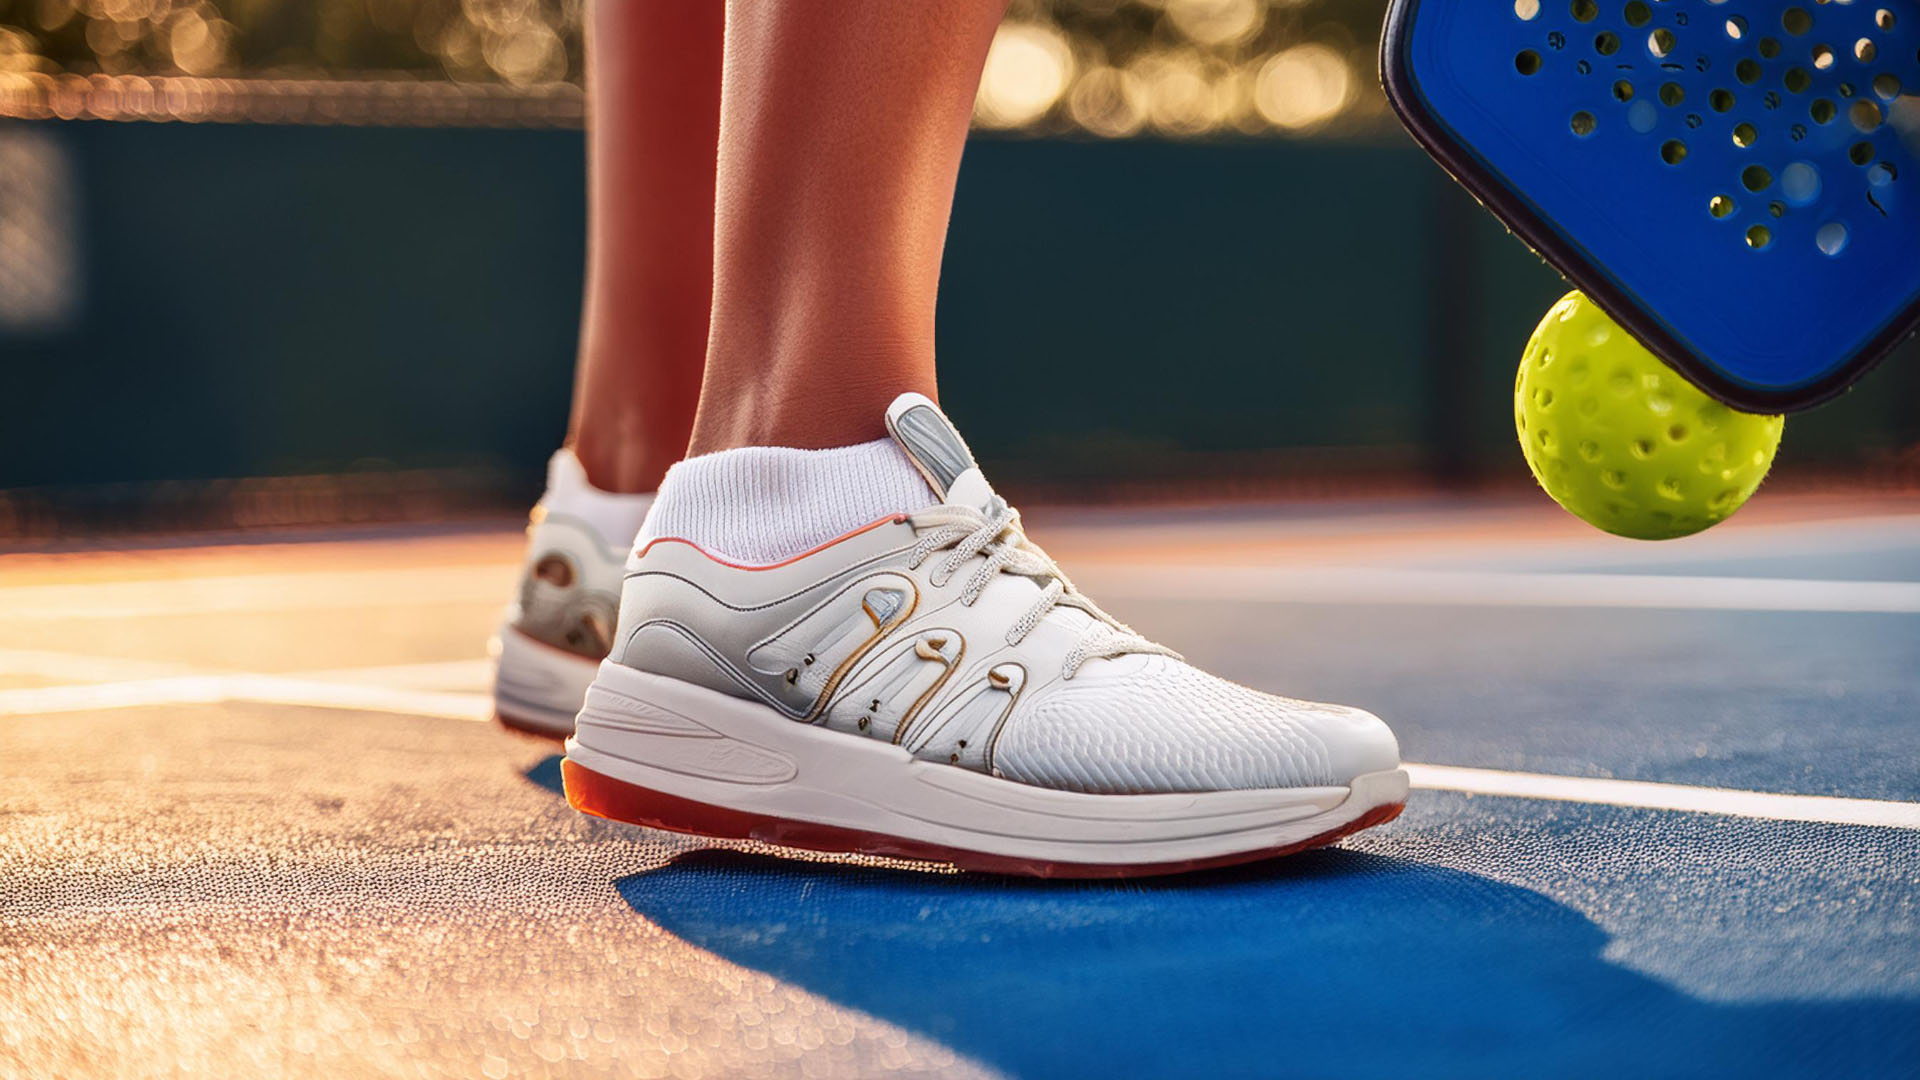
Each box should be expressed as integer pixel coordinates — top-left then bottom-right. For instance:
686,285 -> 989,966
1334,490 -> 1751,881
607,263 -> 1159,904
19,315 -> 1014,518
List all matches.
562,396 -> 1405,876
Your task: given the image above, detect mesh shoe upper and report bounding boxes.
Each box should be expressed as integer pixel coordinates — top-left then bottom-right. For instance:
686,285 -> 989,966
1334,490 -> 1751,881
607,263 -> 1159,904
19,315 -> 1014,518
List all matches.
605,396 -> 1400,797
996,654 -> 1396,794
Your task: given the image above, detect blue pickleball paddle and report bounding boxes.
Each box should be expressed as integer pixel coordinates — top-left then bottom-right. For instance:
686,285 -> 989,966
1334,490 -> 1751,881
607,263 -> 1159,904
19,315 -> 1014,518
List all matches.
1383,0 -> 1920,411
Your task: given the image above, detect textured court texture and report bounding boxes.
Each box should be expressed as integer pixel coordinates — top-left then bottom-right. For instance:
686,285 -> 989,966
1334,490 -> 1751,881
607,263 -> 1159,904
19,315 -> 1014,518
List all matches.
3,495 -> 1917,1078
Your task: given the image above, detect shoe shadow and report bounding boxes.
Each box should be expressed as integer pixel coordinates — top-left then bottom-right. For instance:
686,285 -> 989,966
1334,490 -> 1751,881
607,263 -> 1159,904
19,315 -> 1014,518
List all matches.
615,848 -> 1918,1079
522,754 -> 565,795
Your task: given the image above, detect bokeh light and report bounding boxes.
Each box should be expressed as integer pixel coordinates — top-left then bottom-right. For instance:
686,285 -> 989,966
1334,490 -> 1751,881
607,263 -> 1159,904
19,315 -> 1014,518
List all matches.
0,0 -> 1389,137
1066,63 -> 1147,137
1253,43 -> 1353,131
975,21 -> 1075,129
1164,0 -> 1264,48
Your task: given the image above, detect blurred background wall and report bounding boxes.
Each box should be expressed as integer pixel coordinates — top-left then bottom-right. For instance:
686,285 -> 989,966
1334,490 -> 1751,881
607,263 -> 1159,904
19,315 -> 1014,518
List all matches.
1,0 -> 1916,533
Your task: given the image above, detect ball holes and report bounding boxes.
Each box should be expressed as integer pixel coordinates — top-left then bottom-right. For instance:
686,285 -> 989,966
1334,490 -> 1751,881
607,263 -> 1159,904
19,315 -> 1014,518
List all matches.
1742,164 -> 1772,190
1571,0 -> 1598,22
1737,58 -> 1762,84
1709,194 -> 1737,218
1661,139 -> 1689,164
1726,15 -> 1747,39
1781,161 -> 1821,203
1613,80 -> 1636,102
1854,38 -> 1876,63
1668,424 -> 1690,443
1873,74 -> 1901,100
1711,88 -> 1737,112
1815,221 -> 1849,255
1875,8 -> 1894,31
1733,122 -> 1759,147
1649,28 -> 1676,57
1811,98 -> 1836,123
1769,200 -> 1787,218
1812,44 -> 1834,69
1783,6 -> 1812,35
1850,99 -> 1882,132
1746,224 -> 1772,249
1784,67 -> 1811,93
1571,110 -> 1597,136
1596,31 -> 1621,55
1625,1 -> 1652,27
1659,82 -> 1685,106
1515,0 -> 1541,20
1850,141 -> 1876,165
1759,37 -> 1782,59
1867,162 -> 1897,187
1838,81 -> 1856,99
1516,49 -> 1543,75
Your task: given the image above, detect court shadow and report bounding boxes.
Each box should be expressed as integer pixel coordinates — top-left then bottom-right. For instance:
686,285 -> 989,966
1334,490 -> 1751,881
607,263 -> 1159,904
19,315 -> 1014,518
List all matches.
616,848 -> 1917,1079
522,754 -> 565,795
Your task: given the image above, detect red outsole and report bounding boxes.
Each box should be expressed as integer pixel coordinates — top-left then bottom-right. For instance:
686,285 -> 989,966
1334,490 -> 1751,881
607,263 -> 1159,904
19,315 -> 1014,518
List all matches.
562,758 -> 1404,880
495,710 -> 569,742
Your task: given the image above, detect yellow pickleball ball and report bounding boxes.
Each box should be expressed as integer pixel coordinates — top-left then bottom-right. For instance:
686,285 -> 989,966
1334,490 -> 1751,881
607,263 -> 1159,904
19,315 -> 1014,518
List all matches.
1515,292 -> 1785,540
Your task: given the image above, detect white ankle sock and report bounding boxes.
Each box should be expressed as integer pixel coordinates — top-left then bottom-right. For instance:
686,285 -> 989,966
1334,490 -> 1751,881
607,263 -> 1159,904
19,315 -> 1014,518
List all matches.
638,438 -> 937,565
538,449 -> 655,549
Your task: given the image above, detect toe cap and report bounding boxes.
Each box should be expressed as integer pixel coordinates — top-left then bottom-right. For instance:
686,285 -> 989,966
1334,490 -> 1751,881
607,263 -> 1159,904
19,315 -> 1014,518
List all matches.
1295,702 -> 1401,784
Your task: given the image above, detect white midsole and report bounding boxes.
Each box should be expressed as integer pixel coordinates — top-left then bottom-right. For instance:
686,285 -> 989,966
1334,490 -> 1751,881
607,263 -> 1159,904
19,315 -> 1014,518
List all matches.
566,661 -> 1410,865
492,624 -> 600,734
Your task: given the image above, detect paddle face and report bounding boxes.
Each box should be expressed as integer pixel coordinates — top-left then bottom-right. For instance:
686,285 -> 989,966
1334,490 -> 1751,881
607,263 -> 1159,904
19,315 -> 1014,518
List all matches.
1383,0 -> 1920,412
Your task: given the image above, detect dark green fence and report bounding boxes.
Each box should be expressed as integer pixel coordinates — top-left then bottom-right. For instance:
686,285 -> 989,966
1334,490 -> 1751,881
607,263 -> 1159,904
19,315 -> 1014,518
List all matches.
2,118 -> 1914,501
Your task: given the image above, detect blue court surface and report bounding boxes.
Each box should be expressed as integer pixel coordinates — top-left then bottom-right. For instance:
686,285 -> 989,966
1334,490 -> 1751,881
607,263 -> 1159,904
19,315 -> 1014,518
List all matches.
2,493 -> 1916,1078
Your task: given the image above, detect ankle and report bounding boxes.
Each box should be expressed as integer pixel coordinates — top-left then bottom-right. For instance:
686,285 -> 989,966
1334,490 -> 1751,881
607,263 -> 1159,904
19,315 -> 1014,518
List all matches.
689,337 -> 937,456
567,424 -> 675,494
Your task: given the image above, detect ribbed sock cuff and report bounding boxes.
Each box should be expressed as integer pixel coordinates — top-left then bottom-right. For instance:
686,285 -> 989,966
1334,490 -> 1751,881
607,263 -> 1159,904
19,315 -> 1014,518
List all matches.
638,438 -> 936,565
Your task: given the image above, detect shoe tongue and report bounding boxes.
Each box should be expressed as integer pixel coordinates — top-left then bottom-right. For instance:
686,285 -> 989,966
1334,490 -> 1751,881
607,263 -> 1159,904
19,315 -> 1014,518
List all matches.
884,393 -> 996,510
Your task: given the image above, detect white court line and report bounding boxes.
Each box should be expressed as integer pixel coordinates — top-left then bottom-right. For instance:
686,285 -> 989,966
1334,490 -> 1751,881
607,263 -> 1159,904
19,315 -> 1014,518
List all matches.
1405,763 -> 1920,830
0,564 -> 508,619
0,647 -> 212,684
1439,513 -> 1920,571
1085,566 -> 1920,613
293,658 -> 496,692
3,674 -> 1916,831
0,649 -> 492,694
0,674 -> 490,722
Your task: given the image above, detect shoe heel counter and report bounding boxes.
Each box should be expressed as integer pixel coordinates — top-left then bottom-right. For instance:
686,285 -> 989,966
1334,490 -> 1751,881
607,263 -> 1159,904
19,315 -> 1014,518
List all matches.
512,515 -> 623,659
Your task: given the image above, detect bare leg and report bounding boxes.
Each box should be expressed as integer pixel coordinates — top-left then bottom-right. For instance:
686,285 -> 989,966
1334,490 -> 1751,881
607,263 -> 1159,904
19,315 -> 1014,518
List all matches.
565,0 -> 723,493
687,0 -> 1010,455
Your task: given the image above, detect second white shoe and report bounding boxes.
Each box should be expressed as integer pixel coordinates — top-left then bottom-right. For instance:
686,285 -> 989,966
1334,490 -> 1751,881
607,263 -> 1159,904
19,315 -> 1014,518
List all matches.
493,450 -> 651,738
563,395 -> 1406,877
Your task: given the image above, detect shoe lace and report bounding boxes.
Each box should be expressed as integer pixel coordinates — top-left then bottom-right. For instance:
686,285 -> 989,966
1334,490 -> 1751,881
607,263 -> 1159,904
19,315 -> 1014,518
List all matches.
905,498 -> 1181,679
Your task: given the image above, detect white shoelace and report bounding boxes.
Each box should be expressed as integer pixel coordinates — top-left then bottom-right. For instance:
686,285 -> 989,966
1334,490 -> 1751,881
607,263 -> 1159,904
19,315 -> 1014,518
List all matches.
905,498 -> 1181,678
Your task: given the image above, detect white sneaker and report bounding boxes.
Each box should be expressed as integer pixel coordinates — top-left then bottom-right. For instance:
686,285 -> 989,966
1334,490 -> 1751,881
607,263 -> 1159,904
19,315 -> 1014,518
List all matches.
492,451 -> 651,738
563,396 -> 1406,876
